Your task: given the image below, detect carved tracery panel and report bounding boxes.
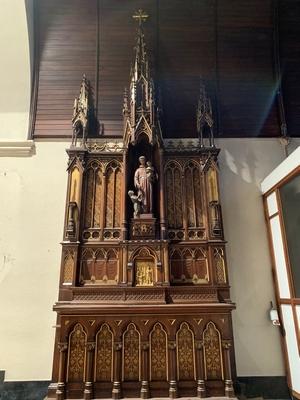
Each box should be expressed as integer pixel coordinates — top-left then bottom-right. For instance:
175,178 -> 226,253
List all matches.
95,323 -> 113,382
214,247 -> 227,284
105,161 -> 121,229
203,321 -> 223,380
176,322 -> 195,380
165,162 -> 183,229
184,161 -> 203,228
84,162 -> 103,229
80,248 -> 118,285
123,323 -> 140,381
150,323 -> 168,381
170,247 -> 209,284
206,165 -> 222,237
63,249 -> 75,284
67,323 -> 86,383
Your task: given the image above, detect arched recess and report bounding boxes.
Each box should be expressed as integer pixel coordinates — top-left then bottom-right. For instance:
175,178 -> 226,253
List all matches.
150,323 -> 168,381
95,323 -> 113,382
84,161 -> 103,229
122,323 -> 140,381
164,161 -> 183,229
105,161 -> 122,229
203,321 -> 223,380
184,161 -> 203,228
131,247 -> 157,287
67,323 -> 87,383
176,322 -> 196,380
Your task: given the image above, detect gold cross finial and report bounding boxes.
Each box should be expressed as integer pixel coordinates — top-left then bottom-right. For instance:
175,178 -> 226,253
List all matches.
132,9 -> 149,26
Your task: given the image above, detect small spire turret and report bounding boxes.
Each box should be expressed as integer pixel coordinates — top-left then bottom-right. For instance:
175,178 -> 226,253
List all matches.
196,79 -> 215,148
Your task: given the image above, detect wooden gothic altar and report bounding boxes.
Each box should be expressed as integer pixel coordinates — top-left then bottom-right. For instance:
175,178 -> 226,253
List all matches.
47,11 -> 236,400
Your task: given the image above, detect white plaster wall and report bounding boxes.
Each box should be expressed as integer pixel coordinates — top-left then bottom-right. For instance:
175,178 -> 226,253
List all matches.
0,0 -> 31,140
0,142 -> 68,381
216,138 -> 300,377
1,138 -> 300,381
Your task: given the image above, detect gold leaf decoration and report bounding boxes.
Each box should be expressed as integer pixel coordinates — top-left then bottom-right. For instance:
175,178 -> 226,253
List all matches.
150,323 -> 167,381
203,321 -> 223,380
67,323 -> 86,382
176,322 -> 195,381
123,323 -> 140,381
95,324 -> 113,382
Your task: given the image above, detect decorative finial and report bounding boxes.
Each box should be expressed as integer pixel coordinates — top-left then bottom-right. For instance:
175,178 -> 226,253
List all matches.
132,9 -> 149,26
196,78 -> 214,148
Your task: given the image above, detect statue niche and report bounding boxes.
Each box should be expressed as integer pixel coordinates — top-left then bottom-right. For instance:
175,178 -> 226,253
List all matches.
128,152 -> 158,239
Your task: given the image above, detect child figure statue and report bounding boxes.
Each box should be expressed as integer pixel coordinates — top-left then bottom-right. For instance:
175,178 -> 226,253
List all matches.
128,190 -> 142,218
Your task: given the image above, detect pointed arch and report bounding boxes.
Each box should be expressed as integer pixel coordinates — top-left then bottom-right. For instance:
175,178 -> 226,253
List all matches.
84,162 -> 103,229
203,321 -> 223,380
105,161 -> 121,228
164,161 -> 183,229
184,161 -> 203,228
122,323 -> 140,381
150,323 -> 168,381
67,323 -> 87,383
176,322 -> 195,381
95,323 -> 113,382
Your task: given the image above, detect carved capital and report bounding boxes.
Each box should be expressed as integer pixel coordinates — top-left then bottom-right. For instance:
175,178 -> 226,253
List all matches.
86,342 -> 96,352
114,342 -> 122,351
195,340 -> 204,350
58,342 -> 68,352
222,340 -> 232,350
141,342 -> 149,351
168,341 -> 176,350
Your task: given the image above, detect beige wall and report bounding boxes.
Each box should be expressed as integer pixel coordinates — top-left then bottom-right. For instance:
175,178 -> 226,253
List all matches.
0,0 -> 31,140
1,139 -> 299,381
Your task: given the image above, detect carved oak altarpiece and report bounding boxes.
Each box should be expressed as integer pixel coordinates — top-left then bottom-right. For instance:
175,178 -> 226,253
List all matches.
47,10 -> 236,400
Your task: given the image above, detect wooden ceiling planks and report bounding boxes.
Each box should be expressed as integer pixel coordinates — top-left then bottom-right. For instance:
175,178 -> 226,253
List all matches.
279,0 -> 300,137
33,0 -> 298,139
35,0 -> 97,138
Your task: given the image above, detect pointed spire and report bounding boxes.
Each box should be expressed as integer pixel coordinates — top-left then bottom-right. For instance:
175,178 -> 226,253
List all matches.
72,74 -> 90,147
196,79 -> 214,148
123,10 -> 163,147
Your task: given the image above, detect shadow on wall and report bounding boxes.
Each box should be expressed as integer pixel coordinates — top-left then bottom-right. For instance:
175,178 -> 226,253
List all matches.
216,139 -> 286,377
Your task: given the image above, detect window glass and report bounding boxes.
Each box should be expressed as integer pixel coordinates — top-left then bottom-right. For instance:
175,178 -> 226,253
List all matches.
280,174 -> 300,298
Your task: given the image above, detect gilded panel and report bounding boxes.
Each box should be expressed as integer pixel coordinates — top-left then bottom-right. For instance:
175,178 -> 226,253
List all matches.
203,322 -> 223,380
67,323 -> 86,382
123,323 -> 140,381
95,324 -> 113,382
176,322 -> 195,380
150,323 -> 168,381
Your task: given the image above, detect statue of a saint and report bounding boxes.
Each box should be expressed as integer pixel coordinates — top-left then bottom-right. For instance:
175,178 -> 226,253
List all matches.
134,156 -> 156,214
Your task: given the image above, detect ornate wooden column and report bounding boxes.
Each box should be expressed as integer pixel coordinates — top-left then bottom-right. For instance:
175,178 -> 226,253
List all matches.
83,342 -> 95,400
140,342 -> 150,399
168,340 -> 177,398
159,148 -> 167,239
56,342 -> 68,400
112,342 -> 122,399
121,150 -> 128,240
100,171 -> 107,240
222,340 -> 235,398
195,340 -> 206,398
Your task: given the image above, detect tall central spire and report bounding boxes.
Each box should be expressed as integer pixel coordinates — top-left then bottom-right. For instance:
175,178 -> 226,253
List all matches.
132,9 -> 149,83
123,10 -> 162,147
